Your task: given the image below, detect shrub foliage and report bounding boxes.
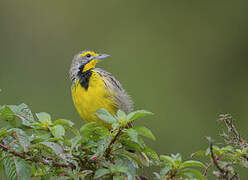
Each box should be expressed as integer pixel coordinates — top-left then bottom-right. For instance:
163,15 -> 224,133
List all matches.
0,104 -> 247,179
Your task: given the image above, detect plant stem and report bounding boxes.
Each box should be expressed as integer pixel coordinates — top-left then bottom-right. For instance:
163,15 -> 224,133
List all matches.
105,128 -> 122,158
209,141 -> 228,178
0,142 -> 75,168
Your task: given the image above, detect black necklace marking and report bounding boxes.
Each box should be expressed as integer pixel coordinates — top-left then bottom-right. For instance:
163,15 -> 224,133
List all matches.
77,65 -> 93,90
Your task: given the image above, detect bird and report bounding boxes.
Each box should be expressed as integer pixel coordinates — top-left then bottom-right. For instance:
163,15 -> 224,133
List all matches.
69,50 -> 133,127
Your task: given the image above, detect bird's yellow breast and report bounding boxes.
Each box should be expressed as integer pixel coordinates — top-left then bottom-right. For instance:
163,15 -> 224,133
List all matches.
71,70 -> 117,125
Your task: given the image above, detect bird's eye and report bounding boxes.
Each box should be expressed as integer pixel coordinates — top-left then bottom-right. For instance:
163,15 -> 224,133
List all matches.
86,54 -> 91,58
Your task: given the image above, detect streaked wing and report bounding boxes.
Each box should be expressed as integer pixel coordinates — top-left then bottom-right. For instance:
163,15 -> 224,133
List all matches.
94,68 -> 133,114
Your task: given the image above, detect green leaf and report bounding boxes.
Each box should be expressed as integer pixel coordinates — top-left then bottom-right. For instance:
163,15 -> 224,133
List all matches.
70,136 -> 81,152
80,122 -> 101,134
120,139 -> 142,152
78,170 -> 93,179
95,108 -> 117,124
190,150 -> 206,158
171,153 -> 181,161
124,129 -> 145,151
94,126 -> 110,136
127,110 -> 153,122
3,154 -> 31,180
180,160 -> 205,169
12,128 -> 31,153
0,106 -> 15,121
119,151 -> 144,166
109,160 -> 128,174
53,119 -> 79,136
40,142 -> 63,155
36,112 -> 52,128
50,125 -> 65,138
0,128 -> 9,137
117,110 -> 128,127
143,146 -> 160,163
171,153 -> 182,166
220,145 -> 234,152
53,119 -> 74,128
31,131 -> 51,143
112,122 -> 119,130
160,155 -> 176,167
160,166 -> 170,177
114,157 -> 136,180
95,138 -> 111,157
242,147 -> 248,154
178,168 -> 206,180
94,168 -> 111,179
126,128 -> 139,144
113,176 -> 124,180
153,172 -> 161,179
117,110 -> 127,119
205,148 -> 211,156
9,104 -> 36,126
132,126 -> 156,141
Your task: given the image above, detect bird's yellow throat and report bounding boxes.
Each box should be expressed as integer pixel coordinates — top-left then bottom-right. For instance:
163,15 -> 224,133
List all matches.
82,59 -> 99,72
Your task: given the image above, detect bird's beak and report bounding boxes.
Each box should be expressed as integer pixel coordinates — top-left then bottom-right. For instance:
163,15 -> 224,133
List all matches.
95,54 -> 110,60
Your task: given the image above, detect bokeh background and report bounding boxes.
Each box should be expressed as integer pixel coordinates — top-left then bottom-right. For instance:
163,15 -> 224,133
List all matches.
1,0 -> 248,178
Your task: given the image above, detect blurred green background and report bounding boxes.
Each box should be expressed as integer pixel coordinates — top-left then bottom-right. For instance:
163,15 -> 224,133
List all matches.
1,0 -> 248,178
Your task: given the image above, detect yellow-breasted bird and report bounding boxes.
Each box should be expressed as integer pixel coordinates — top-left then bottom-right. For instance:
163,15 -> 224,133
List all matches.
69,50 -> 133,126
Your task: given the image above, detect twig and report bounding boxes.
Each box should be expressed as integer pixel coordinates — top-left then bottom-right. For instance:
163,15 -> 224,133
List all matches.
206,137 -> 228,178
0,143 -> 75,168
208,140 -> 229,179
209,142 -> 225,174
105,128 -> 122,158
219,114 -> 248,148
203,161 -> 213,177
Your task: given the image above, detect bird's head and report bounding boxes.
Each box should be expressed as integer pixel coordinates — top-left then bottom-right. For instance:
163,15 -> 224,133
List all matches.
69,50 -> 110,82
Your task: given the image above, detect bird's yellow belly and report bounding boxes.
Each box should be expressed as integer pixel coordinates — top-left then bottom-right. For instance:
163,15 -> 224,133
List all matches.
71,74 -> 117,125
